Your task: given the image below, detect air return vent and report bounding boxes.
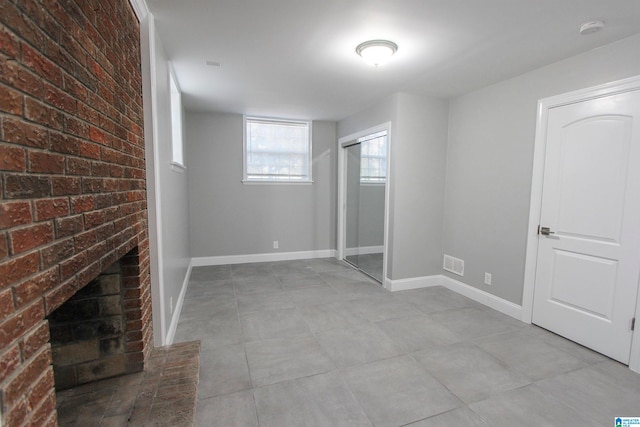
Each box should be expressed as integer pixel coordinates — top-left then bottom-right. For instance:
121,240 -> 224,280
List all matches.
443,254 -> 464,276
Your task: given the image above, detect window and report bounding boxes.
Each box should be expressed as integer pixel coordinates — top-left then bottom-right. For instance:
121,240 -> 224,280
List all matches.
359,130 -> 387,183
244,117 -> 312,182
169,67 -> 184,168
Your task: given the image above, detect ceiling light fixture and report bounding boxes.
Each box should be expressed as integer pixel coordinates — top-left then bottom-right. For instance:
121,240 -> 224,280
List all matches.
355,40 -> 398,67
579,20 -> 605,35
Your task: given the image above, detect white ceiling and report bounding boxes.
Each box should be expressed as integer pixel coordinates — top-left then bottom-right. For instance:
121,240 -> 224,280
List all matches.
147,0 -> 640,121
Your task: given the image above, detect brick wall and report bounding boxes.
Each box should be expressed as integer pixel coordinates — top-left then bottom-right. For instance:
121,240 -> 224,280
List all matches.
0,0 -> 152,425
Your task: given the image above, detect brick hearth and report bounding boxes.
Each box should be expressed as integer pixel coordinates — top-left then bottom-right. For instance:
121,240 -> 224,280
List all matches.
0,0 -> 153,425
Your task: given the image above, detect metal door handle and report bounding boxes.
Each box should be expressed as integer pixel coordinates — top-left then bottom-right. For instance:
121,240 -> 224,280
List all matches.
538,226 -> 555,236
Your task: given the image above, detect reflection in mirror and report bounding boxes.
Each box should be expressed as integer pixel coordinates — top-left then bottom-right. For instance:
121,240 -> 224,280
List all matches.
344,131 -> 387,282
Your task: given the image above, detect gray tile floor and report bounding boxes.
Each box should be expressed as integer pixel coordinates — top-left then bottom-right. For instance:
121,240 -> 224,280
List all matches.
345,253 -> 384,283
175,258 -> 640,427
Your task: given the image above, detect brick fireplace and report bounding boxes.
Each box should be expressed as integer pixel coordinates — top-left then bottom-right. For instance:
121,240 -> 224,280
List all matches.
0,0 -> 152,426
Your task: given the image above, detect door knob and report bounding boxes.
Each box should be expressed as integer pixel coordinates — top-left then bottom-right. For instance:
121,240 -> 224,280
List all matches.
538,226 -> 555,236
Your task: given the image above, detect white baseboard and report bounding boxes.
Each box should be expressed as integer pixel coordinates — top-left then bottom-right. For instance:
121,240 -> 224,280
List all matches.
165,259 -> 192,345
192,249 -> 337,267
387,274 -> 523,321
385,275 -> 442,292
344,245 -> 384,257
440,276 -> 523,320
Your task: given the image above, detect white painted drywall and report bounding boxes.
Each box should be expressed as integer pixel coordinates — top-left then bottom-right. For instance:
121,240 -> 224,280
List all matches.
186,113 -> 337,257
338,93 -> 449,280
392,93 -> 449,279
444,34 -> 640,305
142,17 -> 192,344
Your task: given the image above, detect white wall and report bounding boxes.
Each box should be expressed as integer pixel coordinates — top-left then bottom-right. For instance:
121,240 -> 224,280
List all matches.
444,34 -> 640,305
338,96 -> 399,139
338,93 -> 449,281
392,93 -> 449,279
186,113 -> 337,258
141,15 -> 191,345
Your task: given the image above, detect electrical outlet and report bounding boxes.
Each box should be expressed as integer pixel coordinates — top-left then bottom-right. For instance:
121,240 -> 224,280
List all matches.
273,240 -> 279,249
170,296 -> 173,314
484,273 -> 492,285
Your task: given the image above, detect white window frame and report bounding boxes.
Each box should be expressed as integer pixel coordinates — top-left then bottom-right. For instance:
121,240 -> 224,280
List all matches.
243,116 -> 313,184
169,64 -> 185,169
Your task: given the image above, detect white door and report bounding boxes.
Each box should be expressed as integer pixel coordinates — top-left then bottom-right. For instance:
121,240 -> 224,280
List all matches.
532,89 -> 640,363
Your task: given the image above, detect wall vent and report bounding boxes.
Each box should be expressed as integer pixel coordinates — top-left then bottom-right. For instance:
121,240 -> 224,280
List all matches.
443,254 -> 464,276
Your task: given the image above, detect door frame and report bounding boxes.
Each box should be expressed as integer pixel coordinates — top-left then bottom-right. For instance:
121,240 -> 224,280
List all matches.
522,75 -> 640,372
337,122 -> 392,287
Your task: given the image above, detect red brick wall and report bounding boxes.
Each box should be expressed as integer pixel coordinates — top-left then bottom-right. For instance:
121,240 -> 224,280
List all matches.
0,0 -> 152,425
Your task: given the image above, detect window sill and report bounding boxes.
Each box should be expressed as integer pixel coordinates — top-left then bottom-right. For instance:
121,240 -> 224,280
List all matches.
170,162 -> 186,173
242,180 -> 313,185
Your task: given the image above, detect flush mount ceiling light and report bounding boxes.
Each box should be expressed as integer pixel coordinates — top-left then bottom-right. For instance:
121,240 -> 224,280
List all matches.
579,20 -> 605,35
355,40 -> 398,67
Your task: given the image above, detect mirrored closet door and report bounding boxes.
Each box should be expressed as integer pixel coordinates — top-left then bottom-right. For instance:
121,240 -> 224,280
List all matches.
343,130 -> 387,282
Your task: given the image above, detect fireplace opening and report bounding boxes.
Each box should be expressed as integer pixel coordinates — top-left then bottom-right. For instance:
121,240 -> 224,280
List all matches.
48,261 -> 127,390
46,247 -> 147,395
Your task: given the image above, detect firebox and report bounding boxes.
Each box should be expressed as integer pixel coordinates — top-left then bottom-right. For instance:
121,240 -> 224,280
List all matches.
48,253 -> 142,390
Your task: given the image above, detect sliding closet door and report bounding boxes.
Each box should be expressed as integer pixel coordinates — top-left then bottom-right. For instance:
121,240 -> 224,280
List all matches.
343,131 -> 387,283
345,143 -> 362,269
